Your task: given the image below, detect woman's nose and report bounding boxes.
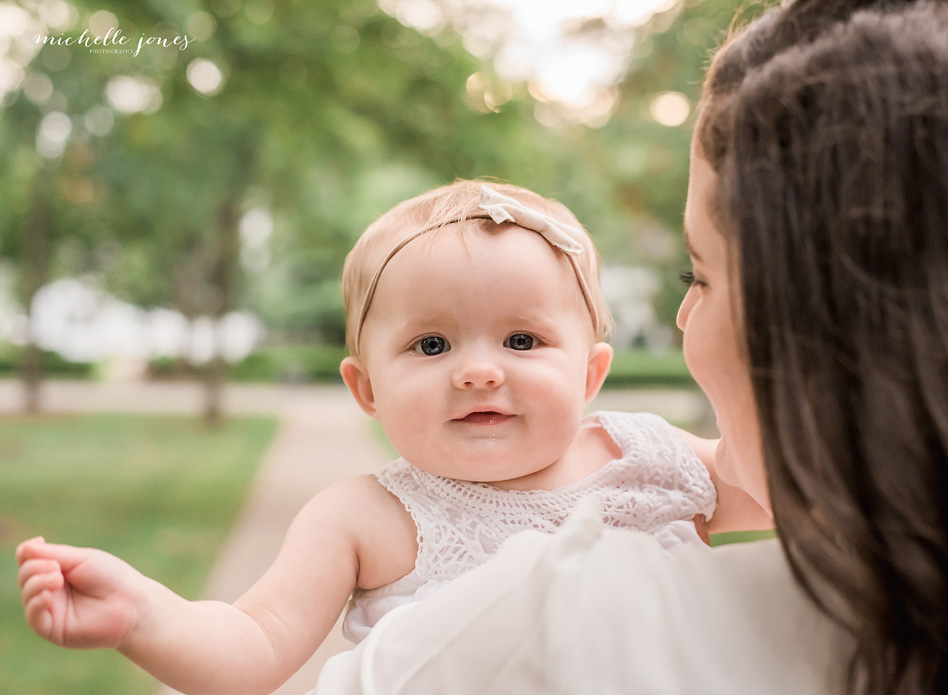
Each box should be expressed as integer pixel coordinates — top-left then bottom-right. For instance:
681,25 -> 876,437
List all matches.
676,288 -> 695,331
451,351 -> 505,390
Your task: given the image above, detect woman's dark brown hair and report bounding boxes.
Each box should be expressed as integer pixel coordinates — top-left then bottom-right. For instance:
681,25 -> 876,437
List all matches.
697,1 -> 948,693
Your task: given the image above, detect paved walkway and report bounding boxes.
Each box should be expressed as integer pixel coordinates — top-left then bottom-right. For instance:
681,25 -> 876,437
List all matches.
0,379 -> 711,694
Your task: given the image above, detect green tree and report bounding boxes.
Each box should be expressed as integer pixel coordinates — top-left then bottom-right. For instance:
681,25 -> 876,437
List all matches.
602,0 -> 767,326
2,0 -> 572,420
0,18 -> 115,410
1,0 -> 758,420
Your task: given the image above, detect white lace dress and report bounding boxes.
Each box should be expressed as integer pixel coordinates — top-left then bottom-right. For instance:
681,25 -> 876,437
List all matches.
342,410 -> 717,643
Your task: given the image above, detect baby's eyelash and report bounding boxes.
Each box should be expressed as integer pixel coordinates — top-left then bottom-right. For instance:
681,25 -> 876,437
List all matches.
679,269 -> 696,286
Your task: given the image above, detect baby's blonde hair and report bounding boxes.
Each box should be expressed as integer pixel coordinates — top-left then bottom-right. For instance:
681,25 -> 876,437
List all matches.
342,179 -> 614,356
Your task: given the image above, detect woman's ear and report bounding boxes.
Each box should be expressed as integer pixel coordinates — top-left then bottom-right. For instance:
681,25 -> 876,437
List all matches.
584,342 -> 613,404
340,356 -> 378,418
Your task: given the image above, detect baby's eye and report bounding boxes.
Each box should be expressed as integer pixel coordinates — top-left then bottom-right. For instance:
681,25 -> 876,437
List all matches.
412,336 -> 449,356
505,333 -> 536,351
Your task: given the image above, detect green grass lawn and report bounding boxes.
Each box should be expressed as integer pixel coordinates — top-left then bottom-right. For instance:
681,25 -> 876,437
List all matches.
0,414 -> 277,695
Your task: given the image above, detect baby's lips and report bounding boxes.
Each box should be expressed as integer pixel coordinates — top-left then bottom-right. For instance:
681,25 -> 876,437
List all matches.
456,412 -> 514,425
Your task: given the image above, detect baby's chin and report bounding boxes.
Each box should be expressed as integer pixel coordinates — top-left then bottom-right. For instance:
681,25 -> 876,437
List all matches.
406,447 -> 547,485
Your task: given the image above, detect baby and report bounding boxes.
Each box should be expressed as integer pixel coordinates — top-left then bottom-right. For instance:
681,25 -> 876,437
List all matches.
17,181 -> 751,695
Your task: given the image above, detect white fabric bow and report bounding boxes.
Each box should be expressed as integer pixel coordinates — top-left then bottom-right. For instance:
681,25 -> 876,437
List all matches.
478,186 -> 585,255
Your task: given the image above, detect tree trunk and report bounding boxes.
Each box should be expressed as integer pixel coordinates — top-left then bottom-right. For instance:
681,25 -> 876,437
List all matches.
20,178 -> 51,414
202,196 -> 241,427
170,238 -> 206,382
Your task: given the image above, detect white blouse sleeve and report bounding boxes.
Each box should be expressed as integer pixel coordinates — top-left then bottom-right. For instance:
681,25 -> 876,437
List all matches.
313,498 -> 849,695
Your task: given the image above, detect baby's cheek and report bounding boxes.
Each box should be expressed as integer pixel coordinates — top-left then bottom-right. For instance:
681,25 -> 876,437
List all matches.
528,389 -> 583,451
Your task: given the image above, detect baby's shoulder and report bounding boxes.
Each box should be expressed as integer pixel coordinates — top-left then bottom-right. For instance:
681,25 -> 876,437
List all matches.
584,410 -> 685,453
316,474 -> 419,590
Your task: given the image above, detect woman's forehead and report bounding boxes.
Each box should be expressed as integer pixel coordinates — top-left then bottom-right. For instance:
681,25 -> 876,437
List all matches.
684,154 -> 722,260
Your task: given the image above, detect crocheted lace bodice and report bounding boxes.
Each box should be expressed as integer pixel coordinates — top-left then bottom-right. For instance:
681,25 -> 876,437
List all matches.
342,411 -> 716,643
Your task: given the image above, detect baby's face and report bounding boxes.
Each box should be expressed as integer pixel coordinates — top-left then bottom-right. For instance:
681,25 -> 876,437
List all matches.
349,225 -> 607,488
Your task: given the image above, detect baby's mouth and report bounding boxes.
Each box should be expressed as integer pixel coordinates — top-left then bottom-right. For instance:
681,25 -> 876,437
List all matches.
455,411 -> 513,426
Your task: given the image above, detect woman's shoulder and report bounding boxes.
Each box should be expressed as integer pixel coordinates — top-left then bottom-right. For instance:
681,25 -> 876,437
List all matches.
541,504 -> 850,694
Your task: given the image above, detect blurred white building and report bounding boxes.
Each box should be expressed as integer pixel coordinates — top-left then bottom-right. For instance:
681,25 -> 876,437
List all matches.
0,262 -> 669,380
0,269 -> 264,379
600,264 -> 674,350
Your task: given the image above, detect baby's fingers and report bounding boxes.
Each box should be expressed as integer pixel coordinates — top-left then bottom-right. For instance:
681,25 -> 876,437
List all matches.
18,558 -> 63,590
19,560 -> 65,602
22,587 -> 56,640
16,537 -> 90,570
15,536 -> 47,565
20,567 -> 64,641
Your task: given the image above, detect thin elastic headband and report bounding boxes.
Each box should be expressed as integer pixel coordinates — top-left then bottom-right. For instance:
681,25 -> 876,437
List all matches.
353,185 -> 601,349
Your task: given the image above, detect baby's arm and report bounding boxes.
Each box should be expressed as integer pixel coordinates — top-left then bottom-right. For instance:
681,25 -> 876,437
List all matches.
674,428 -> 774,534
17,474 -> 415,695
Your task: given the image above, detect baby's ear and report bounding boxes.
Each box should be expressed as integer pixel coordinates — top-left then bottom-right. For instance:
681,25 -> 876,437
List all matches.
584,342 -> 613,404
340,356 -> 378,418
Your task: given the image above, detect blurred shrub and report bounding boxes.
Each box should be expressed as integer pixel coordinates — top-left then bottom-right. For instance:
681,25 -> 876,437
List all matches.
603,349 -> 695,388
0,342 -> 95,378
230,344 -> 347,383
228,346 -> 694,387
146,345 -> 694,387
148,344 -> 348,384
147,356 -> 188,380
6,343 -> 693,387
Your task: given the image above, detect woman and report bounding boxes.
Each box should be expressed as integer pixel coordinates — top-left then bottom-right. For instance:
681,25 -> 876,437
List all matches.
315,1 -> 948,693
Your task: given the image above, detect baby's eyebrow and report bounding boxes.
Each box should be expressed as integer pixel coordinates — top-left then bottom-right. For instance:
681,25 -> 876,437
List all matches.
392,307 -> 458,331
511,309 -> 551,324
508,310 -> 560,332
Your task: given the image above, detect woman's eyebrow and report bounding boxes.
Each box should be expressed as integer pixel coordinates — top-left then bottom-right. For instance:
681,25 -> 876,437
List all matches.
683,227 -> 703,262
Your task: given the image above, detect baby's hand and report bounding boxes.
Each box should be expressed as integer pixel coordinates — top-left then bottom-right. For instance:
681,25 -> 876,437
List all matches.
16,537 -> 144,650
692,513 -> 711,546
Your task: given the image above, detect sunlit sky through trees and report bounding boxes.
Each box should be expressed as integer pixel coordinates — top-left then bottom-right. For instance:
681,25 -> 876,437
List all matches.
2,0 -> 689,129
381,0 -> 686,125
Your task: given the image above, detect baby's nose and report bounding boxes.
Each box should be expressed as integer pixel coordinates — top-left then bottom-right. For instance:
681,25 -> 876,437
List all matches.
451,353 -> 505,389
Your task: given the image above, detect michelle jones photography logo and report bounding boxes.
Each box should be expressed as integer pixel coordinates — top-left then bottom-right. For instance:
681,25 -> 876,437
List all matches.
34,25 -> 193,58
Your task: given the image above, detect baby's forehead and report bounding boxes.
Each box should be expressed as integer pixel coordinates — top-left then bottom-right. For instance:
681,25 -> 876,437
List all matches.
371,227 -> 586,317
